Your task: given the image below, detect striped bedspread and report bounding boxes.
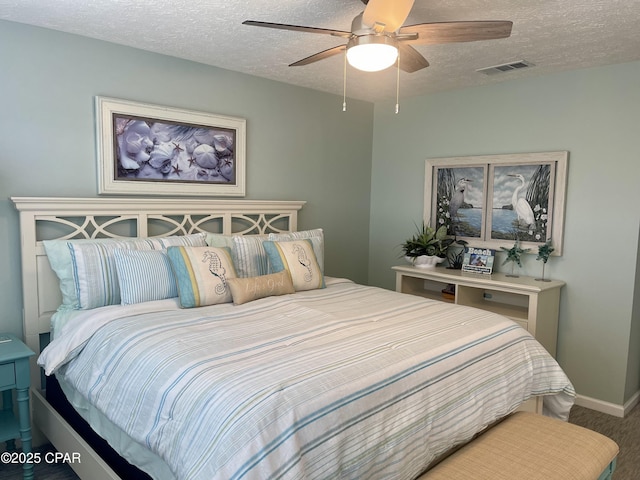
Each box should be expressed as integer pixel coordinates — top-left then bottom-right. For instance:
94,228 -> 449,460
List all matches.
40,278 -> 575,480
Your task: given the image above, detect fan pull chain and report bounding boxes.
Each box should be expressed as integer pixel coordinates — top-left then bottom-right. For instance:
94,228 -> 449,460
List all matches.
395,51 -> 400,114
342,50 -> 347,112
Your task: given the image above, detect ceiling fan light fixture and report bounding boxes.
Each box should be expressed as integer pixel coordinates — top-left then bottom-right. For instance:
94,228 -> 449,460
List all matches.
346,35 -> 398,72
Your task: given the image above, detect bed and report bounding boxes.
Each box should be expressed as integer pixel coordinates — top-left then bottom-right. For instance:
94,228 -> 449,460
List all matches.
11,197 -> 575,480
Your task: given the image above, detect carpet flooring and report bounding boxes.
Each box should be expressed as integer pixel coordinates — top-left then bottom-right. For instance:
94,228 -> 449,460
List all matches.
1,404 -> 638,479
568,403 -> 640,480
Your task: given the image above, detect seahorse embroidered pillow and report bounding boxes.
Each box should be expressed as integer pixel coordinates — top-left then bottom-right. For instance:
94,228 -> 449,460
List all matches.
167,246 -> 237,308
262,239 -> 325,291
268,229 -> 324,273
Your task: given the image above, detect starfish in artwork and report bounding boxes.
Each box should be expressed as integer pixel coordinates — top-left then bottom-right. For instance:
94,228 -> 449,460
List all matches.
172,142 -> 184,154
188,156 -> 197,167
172,164 -> 182,176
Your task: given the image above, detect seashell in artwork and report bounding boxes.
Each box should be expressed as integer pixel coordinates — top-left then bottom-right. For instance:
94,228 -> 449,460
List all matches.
194,144 -> 219,169
148,143 -> 175,174
213,134 -> 233,155
118,120 -> 153,170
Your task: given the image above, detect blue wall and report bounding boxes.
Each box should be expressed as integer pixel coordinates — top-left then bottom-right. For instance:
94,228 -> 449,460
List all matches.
0,20 -> 374,337
369,61 -> 640,408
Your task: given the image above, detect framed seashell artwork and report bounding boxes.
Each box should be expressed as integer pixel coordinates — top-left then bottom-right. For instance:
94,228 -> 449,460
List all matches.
96,96 -> 246,196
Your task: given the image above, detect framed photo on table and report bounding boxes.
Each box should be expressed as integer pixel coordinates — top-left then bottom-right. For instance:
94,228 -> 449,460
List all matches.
462,247 -> 495,275
96,97 -> 246,197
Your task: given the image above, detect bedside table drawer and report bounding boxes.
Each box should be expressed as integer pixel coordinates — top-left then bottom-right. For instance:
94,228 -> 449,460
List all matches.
0,363 -> 16,389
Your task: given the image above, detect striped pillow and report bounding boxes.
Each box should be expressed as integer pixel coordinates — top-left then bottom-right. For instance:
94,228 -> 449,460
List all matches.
114,250 -> 178,305
263,239 -> 325,291
167,246 -> 237,308
148,233 -> 207,249
46,234 -> 206,311
68,239 -> 156,310
206,234 -> 271,278
45,237 -> 152,310
231,235 -> 271,277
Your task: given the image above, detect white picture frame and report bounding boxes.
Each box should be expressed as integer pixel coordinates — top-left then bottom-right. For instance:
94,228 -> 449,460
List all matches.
425,151 -> 568,255
96,96 -> 246,197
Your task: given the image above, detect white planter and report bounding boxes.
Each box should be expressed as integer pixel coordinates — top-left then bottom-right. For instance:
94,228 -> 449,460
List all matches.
405,255 -> 445,269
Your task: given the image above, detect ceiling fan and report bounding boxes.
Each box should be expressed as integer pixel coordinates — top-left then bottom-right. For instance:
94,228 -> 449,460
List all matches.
243,0 -> 513,73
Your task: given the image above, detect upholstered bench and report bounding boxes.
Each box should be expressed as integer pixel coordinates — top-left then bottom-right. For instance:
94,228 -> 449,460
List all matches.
419,411 -> 619,480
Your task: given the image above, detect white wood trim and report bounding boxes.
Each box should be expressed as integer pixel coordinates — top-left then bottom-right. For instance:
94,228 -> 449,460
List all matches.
11,196 -> 304,214
625,389 -> 640,416
573,391 -> 640,418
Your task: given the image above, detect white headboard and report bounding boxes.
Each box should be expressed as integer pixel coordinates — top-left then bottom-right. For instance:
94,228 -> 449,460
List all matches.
11,196 -> 305,388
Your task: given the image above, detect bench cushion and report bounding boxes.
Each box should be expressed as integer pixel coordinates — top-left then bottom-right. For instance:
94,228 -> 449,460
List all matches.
420,412 -> 619,480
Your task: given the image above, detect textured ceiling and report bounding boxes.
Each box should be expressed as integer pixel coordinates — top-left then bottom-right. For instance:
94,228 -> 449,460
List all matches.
2,0 -> 639,102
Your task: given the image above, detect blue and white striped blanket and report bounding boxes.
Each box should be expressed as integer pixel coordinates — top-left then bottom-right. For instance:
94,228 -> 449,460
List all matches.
40,278 -> 575,480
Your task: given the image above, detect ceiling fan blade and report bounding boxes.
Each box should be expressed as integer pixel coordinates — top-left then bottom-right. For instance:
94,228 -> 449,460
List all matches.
363,0 -> 415,32
399,21 -> 513,45
289,45 -> 347,67
242,20 -> 351,38
398,44 -> 429,73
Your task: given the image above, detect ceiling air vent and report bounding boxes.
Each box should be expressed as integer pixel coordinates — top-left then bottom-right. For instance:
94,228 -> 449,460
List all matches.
477,60 -> 534,76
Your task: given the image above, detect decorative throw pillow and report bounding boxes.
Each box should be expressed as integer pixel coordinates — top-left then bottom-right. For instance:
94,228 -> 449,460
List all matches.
67,239 -> 157,310
44,234 -> 206,311
227,271 -> 295,305
205,233 -> 235,249
113,249 -> 178,305
262,239 -> 325,291
45,238 -> 145,310
206,234 -> 271,278
231,235 -> 271,278
167,246 -> 237,308
148,233 -> 207,249
43,239 -> 85,310
269,229 -> 325,272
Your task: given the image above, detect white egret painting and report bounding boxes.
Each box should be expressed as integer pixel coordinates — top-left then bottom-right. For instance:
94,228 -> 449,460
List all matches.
435,166 -> 485,238
425,152 -> 568,255
96,97 -> 246,196
491,164 -> 552,242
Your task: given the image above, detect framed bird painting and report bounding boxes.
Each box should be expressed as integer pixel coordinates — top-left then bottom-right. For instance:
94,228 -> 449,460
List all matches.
433,164 -> 486,239
425,151 -> 568,255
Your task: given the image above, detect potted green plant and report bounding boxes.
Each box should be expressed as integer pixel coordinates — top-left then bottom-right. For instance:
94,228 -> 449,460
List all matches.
401,222 -> 454,268
446,237 -> 469,270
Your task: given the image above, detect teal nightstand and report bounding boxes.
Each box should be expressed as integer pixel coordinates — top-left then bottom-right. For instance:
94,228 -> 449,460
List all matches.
0,333 -> 35,480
